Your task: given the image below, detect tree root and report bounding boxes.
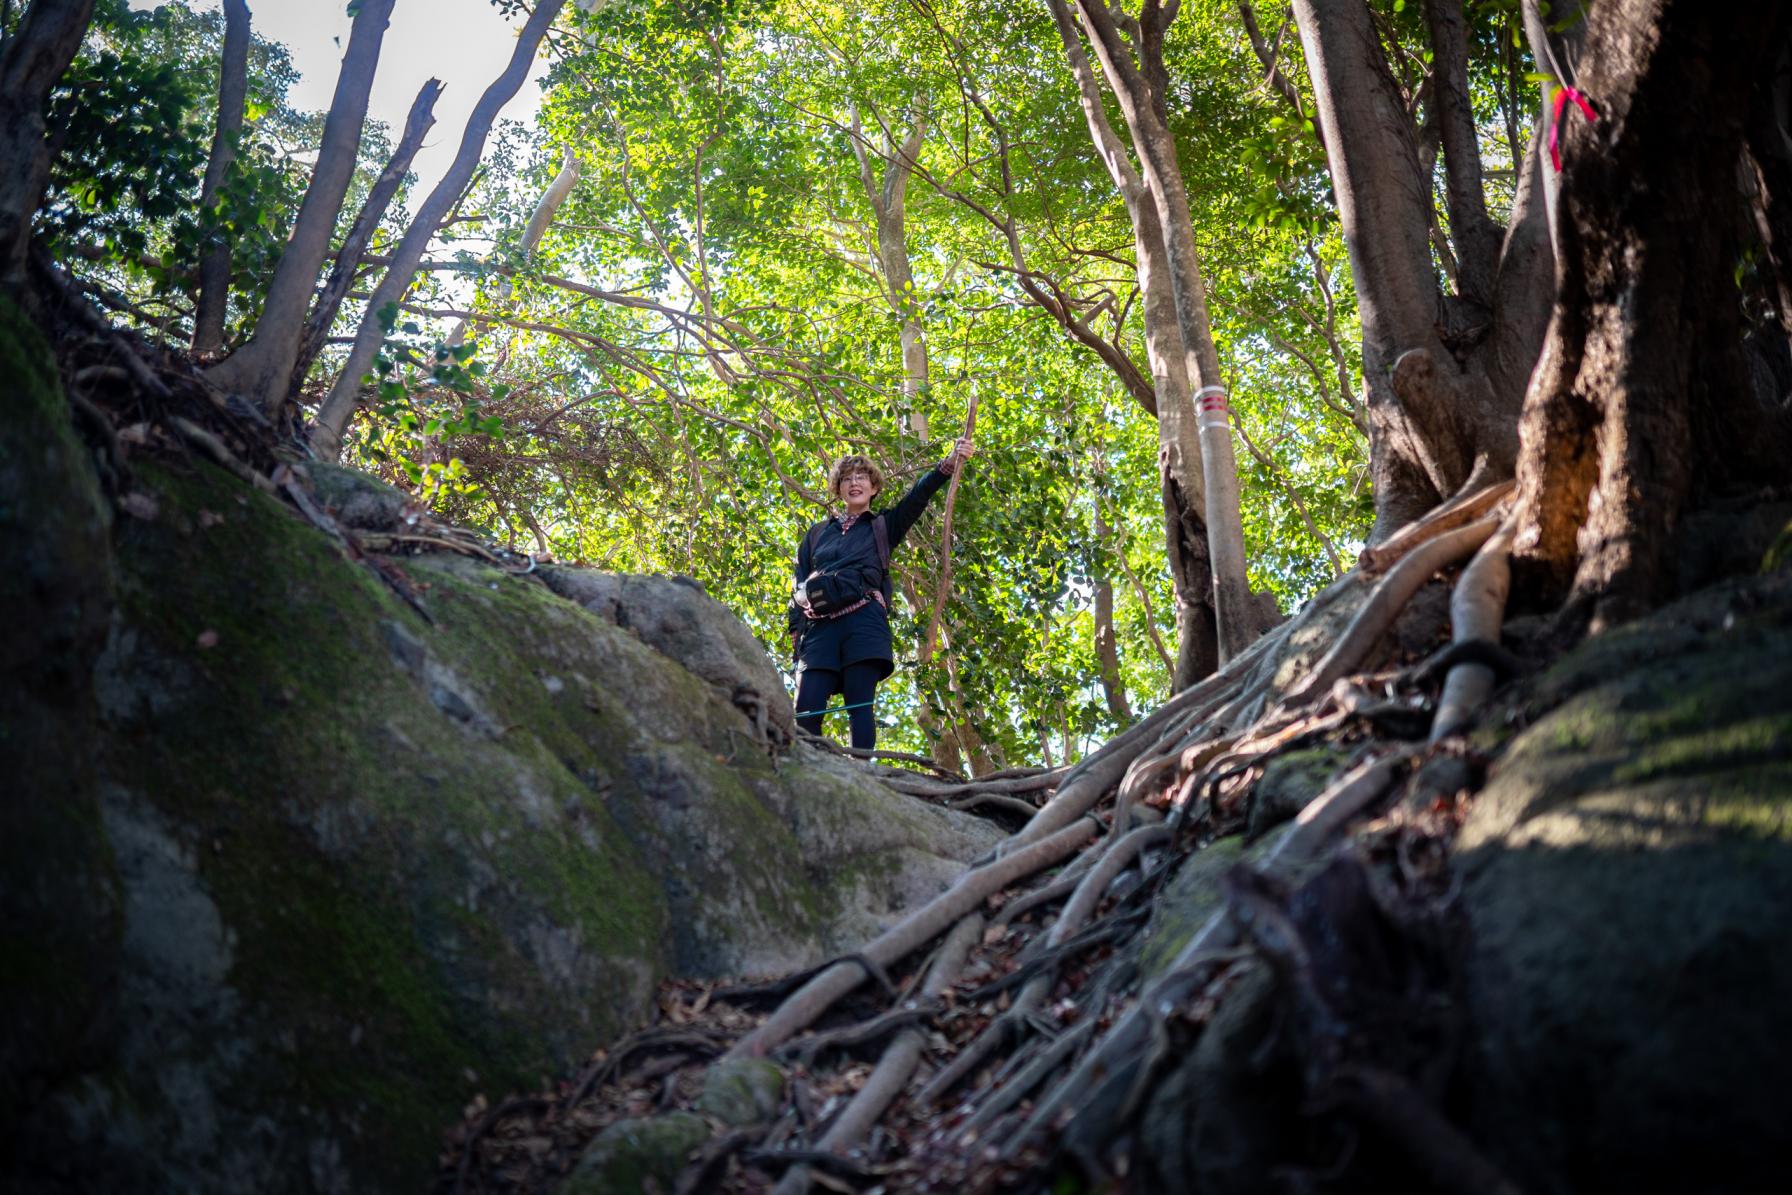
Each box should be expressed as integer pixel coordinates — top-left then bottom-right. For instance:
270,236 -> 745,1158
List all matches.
944,793 -> 1040,821
777,1003 -> 939,1066
1008,747 -> 1417,1158
1431,518 -> 1515,741
925,827 -> 1166,1109
729,819 -> 1099,1059
987,850 -> 1100,932
881,771 -> 1059,799
1329,1065 -> 1524,1195
1357,479 -> 1514,573
170,415 -> 277,494
769,916 -> 984,1195
961,1017 -> 1096,1135
1287,514 -> 1502,707
675,1127 -> 769,1195
451,1095 -> 552,1195
566,1026 -> 734,1106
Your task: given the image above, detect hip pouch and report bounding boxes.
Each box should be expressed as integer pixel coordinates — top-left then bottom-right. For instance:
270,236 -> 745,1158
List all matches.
803,570 -> 865,616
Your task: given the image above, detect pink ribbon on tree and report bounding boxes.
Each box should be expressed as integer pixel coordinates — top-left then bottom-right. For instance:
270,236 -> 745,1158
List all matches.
1548,85 -> 1600,172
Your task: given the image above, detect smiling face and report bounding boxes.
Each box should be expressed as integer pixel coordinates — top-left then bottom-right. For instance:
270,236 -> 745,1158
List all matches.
828,455 -> 884,515
836,469 -> 879,512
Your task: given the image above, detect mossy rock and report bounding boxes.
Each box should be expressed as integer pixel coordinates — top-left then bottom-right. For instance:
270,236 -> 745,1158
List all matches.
1137,836 -> 1250,979
563,1113 -> 711,1195
300,460 -> 410,530
0,296 -> 121,1137
696,1057 -> 785,1126
1457,570 -> 1792,1194
1245,745 -> 1355,839
13,454 -> 998,1192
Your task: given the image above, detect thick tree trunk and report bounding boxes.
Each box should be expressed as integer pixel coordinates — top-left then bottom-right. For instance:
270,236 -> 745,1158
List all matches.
1071,0 -> 1264,663
0,0 -> 97,288
1295,0 -> 1472,534
1293,0 -> 1554,542
1046,0 -> 1220,685
288,78 -> 442,400
1424,0 -> 1503,308
190,0 -> 250,355
312,0 -> 565,461
1511,0 -> 1792,625
1137,200 -> 1223,688
1743,46 -> 1792,344
205,0 -> 396,415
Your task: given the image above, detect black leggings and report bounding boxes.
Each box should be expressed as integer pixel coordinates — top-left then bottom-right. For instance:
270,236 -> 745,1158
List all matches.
795,662 -> 882,750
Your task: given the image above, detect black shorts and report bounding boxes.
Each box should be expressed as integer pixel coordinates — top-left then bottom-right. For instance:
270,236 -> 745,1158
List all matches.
797,602 -> 895,680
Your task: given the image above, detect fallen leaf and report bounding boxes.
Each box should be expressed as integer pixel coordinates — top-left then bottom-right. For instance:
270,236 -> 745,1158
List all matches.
120,491 -> 160,520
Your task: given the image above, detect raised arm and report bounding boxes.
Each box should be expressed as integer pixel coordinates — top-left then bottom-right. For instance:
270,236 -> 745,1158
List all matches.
882,466 -> 949,548
883,439 -> 976,547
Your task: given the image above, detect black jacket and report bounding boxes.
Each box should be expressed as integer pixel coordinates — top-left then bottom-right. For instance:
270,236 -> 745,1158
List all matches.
790,465 -> 950,628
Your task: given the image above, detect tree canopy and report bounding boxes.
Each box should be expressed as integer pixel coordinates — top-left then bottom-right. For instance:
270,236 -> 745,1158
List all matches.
31,0 -> 1733,772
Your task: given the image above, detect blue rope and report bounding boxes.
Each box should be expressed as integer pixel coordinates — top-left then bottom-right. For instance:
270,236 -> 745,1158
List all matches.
793,698 -> 877,718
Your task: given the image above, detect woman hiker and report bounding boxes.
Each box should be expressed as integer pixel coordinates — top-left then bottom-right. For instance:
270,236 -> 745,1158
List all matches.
788,438 -> 976,750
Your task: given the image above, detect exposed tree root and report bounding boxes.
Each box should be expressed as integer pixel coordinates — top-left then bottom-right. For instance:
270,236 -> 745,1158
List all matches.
771,915 -> 984,1195
1431,517 -> 1515,741
729,819 -> 1099,1060
1330,1066 -> 1524,1195
1357,478 -> 1514,573
1286,514 -> 1502,706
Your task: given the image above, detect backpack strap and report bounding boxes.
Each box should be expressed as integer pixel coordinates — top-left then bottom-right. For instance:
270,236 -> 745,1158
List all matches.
872,514 -> 890,570
800,519 -> 828,571
872,514 -> 893,604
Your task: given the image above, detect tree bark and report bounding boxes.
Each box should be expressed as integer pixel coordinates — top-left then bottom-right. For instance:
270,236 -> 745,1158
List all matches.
312,0 -> 565,461
1046,0 -> 1220,685
1424,0 -> 1503,308
849,103 -> 930,437
1070,0 -> 1264,664
205,0 -> 397,414
190,0 -> 250,355
1292,0 -> 1554,542
288,77 -> 442,400
0,0 -> 97,288
1510,0 -> 1792,625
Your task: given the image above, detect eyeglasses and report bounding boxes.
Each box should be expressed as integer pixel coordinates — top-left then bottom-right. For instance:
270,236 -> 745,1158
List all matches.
841,472 -> 873,484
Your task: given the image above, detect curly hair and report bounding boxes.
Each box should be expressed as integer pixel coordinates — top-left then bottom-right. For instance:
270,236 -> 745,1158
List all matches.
827,454 -> 884,499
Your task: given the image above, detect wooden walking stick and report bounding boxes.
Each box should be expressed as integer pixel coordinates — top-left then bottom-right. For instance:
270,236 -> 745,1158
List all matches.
922,395 -> 979,657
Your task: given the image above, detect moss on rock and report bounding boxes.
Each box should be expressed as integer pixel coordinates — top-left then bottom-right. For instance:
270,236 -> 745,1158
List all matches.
0,295 -> 121,1135
697,1057 -> 786,1126
16,449 -> 999,1192
1138,836 -> 1248,979
563,1113 -> 711,1195
1457,570 -> 1792,1195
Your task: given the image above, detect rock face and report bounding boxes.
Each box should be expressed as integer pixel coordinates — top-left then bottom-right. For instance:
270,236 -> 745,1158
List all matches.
0,298 -> 122,1154
1,379 -> 1000,1193
1456,570 -> 1792,1195
538,567 -> 800,747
